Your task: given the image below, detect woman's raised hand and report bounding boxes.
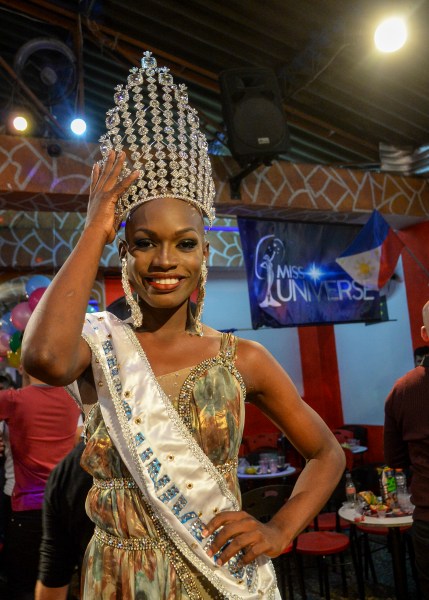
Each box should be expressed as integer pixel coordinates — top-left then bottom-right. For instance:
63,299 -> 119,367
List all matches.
85,150 -> 140,244
203,510 -> 288,567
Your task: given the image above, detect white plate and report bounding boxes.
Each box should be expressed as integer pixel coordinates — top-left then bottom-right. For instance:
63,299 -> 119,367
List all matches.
338,505 -> 413,527
238,465 -> 296,479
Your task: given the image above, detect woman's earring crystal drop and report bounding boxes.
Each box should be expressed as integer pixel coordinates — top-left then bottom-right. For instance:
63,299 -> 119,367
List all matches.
194,258 -> 208,336
121,258 -> 143,328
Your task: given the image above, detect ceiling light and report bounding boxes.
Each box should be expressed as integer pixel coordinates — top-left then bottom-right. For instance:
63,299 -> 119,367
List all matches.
70,117 -> 87,135
374,16 -> 407,53
8,110 -> 33,135
12,115 -> 28,132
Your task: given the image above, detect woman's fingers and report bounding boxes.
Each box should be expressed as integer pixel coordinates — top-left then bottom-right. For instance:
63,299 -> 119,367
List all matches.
89,151 -> 139,206
203,511 -> 286,566
205,514 -> 253,554
212,532 -> 263,566
204,512 -> 272,564
114,169 -> 140,198
104,151 -> 128,191
92,151 -> 139,202
96,149 -> 118,190
89,162 -> 101,196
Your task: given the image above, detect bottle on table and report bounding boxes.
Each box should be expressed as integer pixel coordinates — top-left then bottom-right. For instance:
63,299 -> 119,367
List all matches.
345,471 -> 357,507
395,468 -> 410,510
395,468 -> 407,494
277,433 -> 286,470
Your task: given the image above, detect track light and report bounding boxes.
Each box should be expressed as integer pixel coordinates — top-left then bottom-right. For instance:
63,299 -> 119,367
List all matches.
70,117 -> 87,136
374,16 -> 407,53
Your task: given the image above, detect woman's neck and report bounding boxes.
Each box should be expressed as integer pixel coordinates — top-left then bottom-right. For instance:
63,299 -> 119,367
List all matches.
136,301 -> 191,335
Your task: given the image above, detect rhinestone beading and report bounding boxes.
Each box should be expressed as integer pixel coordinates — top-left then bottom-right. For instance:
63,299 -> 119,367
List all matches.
95,526 -> 161,551
93,477 -> 138,490
216,458 -> 239,475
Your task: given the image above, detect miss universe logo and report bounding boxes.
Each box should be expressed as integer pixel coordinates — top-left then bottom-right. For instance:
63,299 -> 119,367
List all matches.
254,235 -> 285,308
254,234 -> 376,307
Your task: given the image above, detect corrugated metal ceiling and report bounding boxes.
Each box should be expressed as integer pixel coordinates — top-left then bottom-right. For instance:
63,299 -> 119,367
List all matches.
0,0 -> 428,173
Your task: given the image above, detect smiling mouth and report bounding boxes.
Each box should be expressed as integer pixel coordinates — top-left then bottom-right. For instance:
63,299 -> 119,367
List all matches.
146,277 -> 183,290
148,277 -> 181,284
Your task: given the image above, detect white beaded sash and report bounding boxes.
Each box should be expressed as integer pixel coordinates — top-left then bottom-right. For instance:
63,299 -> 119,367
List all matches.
80,311 -> 278,599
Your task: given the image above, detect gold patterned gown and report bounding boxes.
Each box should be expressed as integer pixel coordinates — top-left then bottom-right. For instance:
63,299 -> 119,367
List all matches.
80,333 -> 245,599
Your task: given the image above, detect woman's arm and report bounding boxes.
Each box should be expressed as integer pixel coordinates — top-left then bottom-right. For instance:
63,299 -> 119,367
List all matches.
22,151 -> 139,385
35,581 -> 69,600
204,339 -> 345,566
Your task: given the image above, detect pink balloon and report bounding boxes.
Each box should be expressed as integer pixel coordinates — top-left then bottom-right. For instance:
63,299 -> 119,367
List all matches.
28,287 -> 47,311
11,301 -> 33,332
0,332 -> 10,356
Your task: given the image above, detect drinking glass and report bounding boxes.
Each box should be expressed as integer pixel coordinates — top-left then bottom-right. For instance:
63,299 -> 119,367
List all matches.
258,457 -> 268,474
269,458 -> 278,473
397,491 -> 414,514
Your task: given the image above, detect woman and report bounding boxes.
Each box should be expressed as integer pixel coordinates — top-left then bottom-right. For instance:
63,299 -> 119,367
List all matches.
22,52 -> 345,599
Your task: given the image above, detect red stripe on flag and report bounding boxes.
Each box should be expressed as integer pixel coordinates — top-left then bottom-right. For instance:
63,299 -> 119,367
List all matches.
378,228 -> 404,288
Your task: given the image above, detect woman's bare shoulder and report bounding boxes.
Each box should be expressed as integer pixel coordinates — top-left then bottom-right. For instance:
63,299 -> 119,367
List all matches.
235,337 -> 271,361
234,337 -> 299,404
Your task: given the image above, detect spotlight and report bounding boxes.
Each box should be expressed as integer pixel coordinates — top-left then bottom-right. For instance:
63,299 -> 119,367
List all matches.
12,115 -> 28,132
8,110 -> 33,135
374,16 -> 407,53
70,117 -> 87,136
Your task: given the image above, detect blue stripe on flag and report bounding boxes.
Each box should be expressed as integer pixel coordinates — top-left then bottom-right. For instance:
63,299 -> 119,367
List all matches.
339,211 -> 390,257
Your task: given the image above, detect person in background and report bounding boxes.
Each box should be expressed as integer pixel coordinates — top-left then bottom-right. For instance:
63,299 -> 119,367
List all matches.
0,372 -> 16,391
35,440 -> 93,600
0,368 -> 81,599
0,370 -> 17,591
22,50 -> 345,599
414,345 -> 429,367
384,299 -> 429,598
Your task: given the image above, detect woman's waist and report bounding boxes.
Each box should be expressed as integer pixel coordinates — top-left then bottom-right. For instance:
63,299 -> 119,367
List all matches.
86,478 -> 156,538
93,525 -> 164,551
87,467 -> 240,534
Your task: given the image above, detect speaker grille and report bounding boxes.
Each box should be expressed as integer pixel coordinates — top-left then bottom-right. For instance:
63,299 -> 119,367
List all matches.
219,67 -> 289,165
234,97 -> 287,149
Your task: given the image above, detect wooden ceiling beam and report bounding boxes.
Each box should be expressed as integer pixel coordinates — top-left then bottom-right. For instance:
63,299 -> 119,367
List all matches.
0,0 -> 73,31
285,106 -> 379,158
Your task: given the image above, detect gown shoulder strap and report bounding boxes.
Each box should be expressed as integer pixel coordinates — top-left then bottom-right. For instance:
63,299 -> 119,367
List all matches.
219,332 -> 238,362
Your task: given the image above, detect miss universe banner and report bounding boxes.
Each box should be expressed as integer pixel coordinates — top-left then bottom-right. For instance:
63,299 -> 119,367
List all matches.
237,218 -> 381,328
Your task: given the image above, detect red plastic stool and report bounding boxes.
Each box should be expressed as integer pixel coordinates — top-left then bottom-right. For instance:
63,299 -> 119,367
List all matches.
309,512 -> 350,531
295,530 -> 362,600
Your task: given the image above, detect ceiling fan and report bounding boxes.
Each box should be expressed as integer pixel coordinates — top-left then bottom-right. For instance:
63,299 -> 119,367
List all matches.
14,37 -> 77,107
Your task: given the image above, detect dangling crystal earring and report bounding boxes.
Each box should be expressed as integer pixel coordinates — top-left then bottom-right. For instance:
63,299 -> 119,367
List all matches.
121,258 -> 143,328
194,258 -> 208,336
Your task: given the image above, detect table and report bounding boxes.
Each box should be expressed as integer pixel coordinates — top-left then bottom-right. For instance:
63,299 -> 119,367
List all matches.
237,465 -> 296,480
339,505 -> 413,599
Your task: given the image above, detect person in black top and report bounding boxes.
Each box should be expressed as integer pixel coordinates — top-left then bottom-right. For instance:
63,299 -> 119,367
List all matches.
35,440 -> 93,600
384,300 -> 429,598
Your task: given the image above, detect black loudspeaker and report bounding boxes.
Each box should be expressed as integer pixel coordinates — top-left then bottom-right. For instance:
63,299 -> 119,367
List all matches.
219,67 -> 289,166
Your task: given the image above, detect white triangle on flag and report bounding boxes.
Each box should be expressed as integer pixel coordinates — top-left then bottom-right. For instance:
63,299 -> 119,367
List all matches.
336,246 -> 382,289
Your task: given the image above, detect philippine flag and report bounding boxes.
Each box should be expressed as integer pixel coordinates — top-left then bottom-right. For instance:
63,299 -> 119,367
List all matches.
335,210 -> 404,290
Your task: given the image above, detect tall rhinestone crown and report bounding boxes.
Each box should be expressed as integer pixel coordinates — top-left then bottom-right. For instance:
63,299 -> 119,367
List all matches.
99,51 -> 216,228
